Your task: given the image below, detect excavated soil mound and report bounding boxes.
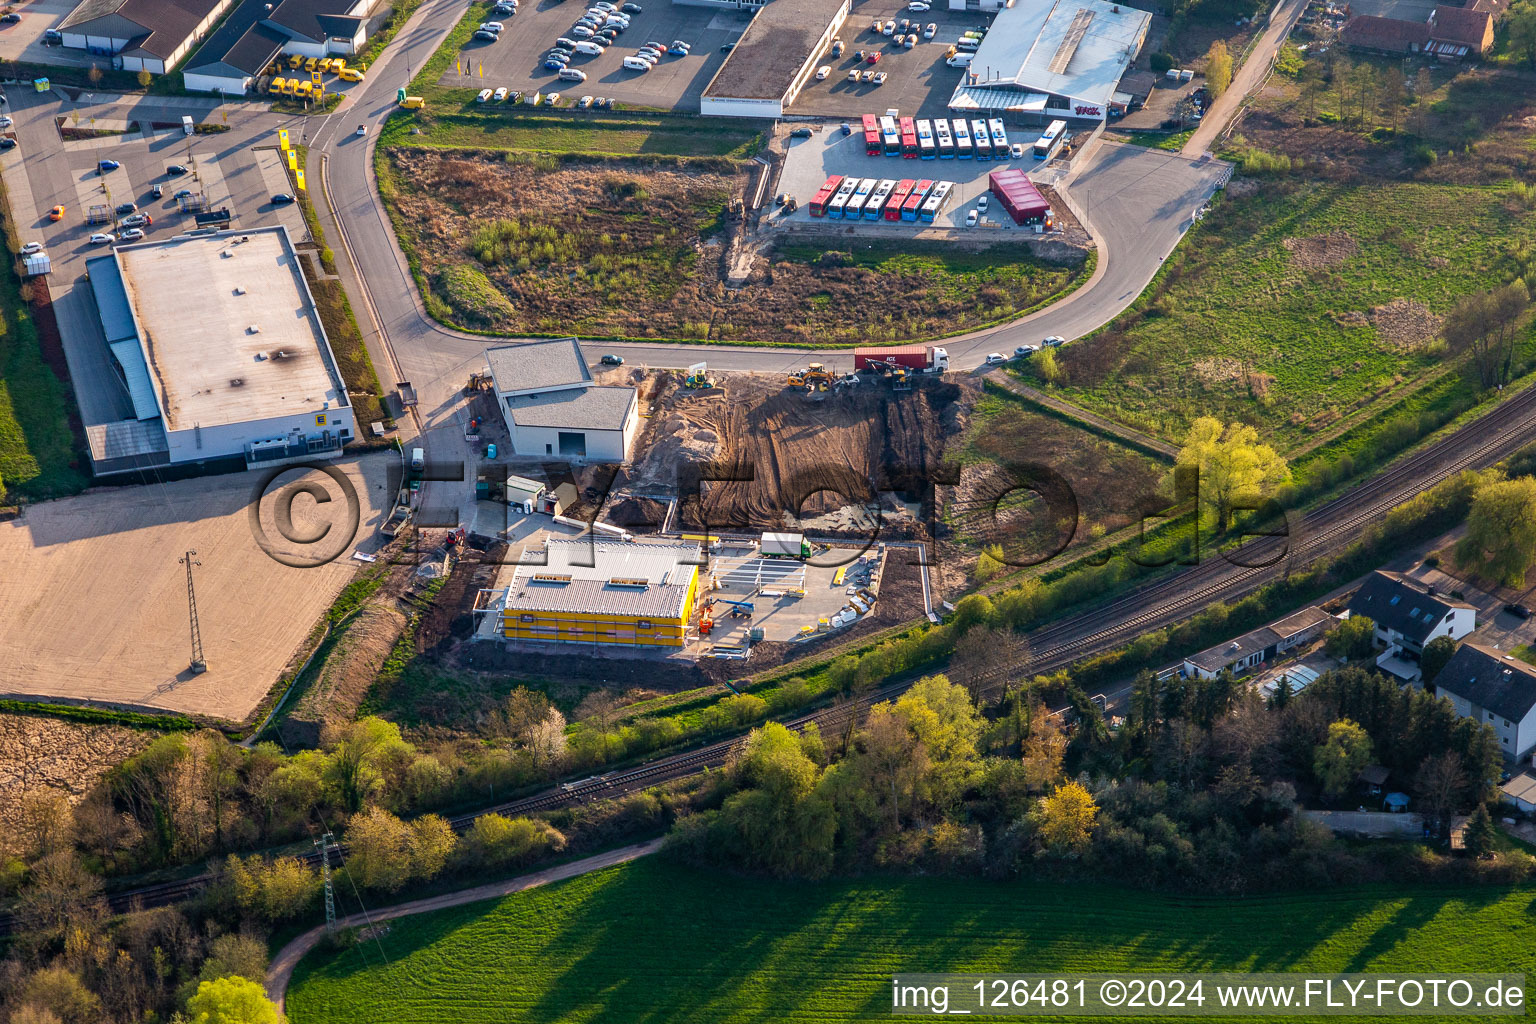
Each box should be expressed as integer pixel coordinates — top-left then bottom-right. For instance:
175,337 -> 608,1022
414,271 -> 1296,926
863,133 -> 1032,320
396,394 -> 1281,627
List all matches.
1283,230 -> 1359,269
1369,298 -> 1442,349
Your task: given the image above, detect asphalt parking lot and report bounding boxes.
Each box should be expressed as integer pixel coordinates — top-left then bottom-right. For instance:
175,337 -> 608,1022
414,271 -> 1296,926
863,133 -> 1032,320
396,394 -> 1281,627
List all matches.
770,123 -> 1061,233
438,0 -> 748,108
788,0 -> 992,119
0,0 -> 94,67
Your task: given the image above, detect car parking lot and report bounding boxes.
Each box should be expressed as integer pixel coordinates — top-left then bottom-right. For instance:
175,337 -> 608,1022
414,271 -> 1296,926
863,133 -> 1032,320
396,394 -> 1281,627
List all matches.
0,0 -> 96,68
788,0 -> 992,119
770,123 -> 1059,233
438,0 -> 749,109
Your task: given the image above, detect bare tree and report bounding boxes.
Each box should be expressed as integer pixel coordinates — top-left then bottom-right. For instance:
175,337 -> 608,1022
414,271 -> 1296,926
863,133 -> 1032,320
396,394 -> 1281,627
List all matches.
948,626 -> 1030,703
1414,751 -> 1469,838
1442,281 -> 1532,389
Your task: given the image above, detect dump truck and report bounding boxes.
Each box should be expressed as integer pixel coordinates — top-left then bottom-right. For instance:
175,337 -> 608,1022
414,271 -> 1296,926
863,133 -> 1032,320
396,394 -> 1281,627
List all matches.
853,345 -> 948,374
380,501 -> 414,537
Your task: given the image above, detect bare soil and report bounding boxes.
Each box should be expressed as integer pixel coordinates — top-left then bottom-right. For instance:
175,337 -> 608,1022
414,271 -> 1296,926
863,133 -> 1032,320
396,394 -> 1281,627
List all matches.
1282,230 -> 1359,269
0,714 -> 153,847
614,372 -> 965,537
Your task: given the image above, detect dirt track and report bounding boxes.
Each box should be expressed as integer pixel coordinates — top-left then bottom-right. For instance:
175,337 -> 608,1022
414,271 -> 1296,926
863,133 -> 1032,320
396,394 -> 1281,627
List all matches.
622,373 -> 965,536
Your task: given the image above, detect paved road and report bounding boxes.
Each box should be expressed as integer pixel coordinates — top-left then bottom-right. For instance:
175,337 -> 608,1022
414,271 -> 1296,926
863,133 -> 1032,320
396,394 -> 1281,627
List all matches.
304,0 -> 1231,389
264,838 -> 664,1012
1182,0 -> 1310,157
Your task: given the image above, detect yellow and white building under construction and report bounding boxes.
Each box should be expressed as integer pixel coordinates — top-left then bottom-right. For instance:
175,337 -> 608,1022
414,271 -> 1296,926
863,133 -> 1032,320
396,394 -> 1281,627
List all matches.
496,538 -> 702,648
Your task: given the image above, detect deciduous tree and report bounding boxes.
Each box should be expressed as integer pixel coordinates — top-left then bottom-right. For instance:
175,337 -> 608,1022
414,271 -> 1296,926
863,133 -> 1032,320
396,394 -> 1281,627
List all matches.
1032,781 -> 1098,857
184,975 -> 284,1024
1420,635 -> 1458,686
1325,614 -> 1376,661
1168,417 -> 1289,530
1456,475 -> 1536,586
1313,719 -> 1373,801
1205,40 -> 1233,99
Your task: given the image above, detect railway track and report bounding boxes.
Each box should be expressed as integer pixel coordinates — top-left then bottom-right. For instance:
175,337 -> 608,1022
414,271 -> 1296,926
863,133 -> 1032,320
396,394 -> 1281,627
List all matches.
3,387 -> 1533,940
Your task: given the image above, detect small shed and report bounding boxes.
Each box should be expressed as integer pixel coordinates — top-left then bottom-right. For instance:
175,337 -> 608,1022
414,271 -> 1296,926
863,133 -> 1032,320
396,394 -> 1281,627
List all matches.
987,168 -> 1052,226
1358,764 -> 1390,796
505,474 -> 546,514
1383,791 -> 1411,812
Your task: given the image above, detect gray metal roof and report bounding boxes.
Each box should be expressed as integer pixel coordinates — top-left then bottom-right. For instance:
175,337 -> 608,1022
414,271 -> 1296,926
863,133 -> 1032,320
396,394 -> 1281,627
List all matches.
955,0 -> 1151,109
109,338 -> 161,421
486,338 -> 592,395
507,386 -> 635,431
85,418 -> 168,461
88,256 -> 137,344
505,539 -> 702,618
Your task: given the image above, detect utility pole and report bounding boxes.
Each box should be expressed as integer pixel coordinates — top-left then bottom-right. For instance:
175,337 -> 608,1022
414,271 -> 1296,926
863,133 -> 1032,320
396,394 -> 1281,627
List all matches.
315,832 -> 337,933
179,550 -> 206,674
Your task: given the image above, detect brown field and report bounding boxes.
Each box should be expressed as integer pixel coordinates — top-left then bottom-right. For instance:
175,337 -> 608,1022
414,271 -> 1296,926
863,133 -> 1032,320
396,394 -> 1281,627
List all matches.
0,714 -> 154,848
0,455 -> 393,721
381,150 -> 1084,343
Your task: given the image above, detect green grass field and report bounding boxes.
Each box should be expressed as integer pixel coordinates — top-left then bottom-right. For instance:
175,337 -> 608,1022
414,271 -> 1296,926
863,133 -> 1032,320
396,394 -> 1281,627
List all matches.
287,856 -> 1536,1023
0,256 -> 86,501
378,111 -> 763,159
1048,179 -> 1536,449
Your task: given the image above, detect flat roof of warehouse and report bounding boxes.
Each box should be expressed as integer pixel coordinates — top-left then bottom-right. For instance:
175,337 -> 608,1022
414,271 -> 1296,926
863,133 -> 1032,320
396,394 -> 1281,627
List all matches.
504,539 -> 702,618
959,0 -> 1151,107
112,227 -> 346,432
507,386 -> 636,431
702,0 -> 847,101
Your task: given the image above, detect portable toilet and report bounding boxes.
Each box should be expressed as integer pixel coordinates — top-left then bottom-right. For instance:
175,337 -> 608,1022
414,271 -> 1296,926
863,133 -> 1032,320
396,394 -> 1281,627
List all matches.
33,77 -> 49,92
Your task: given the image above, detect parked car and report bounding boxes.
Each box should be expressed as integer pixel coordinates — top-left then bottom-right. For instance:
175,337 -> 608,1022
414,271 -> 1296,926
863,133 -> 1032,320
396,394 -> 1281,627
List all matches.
984,351 -> 1006,364
558,67 -> 588,82
866,50 -> 880,63
670,39 -> 690,49
841,122 -> 852,134
1042,335 -> 1066,347
117,228 -> 144,242
600,354 -> 624,365
578,94 -> 594,107
121,212 -> 153,228
571,25 -> 594,37
0,116 -> 11,129
173,189 -> 193,200
0,137 -> 14,151
89,232 -> 114,244
546,92 -> 561,104
1014,345 -> 1038,358
19,241 -> 42,255
873,71 -> 887,84
907,1 -> 930,10
790,126 -> 812,138
902,33 -> 915,47
480,21 -> 504,31
1507,603 -> 1533,619
544,56 -> 569,68
976,194 -> 989,211
846,68 -> 860,82
815,65 -> 830,80
965,209 -> 978,226
556,36 -> 578,48
668,43 -> 689,55
0,13 -> 21,24
98,159 -> 120,173
271,193 -> 295,204
621,1 -> 642,10
720,42 -> 733,51
477,88 -> 494,101
599,27 -> 621,38
860,68 -> 874,82
473,28 -> 498,40
881,19 -> 895,34
116,201 -> 138,215
831,38 -> 844,56
923,21 -> 936,37
166,164 -> 188,176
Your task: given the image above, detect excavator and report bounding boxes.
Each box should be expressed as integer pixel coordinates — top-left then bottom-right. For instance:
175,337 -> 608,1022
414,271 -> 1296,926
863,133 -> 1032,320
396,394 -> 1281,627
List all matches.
860,358 -> 911,390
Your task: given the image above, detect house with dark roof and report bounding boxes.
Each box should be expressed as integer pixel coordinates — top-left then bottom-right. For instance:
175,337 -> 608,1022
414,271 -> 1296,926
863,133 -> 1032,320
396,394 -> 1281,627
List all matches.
1432,642 -> 1536,759
1345,571 -> 1476,677
1427,5 -> 1495,55
1340,14 -> 1431,53
484,339 -> 639,463
181,0 -> 374,94
1182,606 -> 1335,681
58,0 -> 235,74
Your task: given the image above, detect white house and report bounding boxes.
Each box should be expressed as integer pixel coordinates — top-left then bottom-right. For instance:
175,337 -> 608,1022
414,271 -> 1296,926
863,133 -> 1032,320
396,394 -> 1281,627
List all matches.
1345,570 -> 1476,679
486,339 -> 639,463
1432,642 -> 1536,760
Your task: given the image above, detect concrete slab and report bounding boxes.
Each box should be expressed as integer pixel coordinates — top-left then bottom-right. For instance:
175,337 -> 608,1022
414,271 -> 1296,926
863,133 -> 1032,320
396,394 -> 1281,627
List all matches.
252,146 -> 308,239
0,453 -> 395,720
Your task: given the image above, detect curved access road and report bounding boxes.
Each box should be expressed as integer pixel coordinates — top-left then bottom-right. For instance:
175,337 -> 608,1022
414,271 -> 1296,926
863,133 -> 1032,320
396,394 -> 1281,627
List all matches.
304,0 -> 1231,393
265,837 -> 664,1013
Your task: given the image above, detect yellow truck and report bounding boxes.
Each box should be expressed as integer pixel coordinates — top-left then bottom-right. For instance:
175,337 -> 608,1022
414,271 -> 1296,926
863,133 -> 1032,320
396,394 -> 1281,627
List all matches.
269,76 -> 288,94
293,79 -> 314,98
288,53 -> 304,69
399,95 -> 425,109
337,67 -> 364,82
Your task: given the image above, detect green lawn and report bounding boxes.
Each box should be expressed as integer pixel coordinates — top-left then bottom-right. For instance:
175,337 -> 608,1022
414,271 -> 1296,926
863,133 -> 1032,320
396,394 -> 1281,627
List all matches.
1047,179 -> 1536,449
287,856 -> 1536,1023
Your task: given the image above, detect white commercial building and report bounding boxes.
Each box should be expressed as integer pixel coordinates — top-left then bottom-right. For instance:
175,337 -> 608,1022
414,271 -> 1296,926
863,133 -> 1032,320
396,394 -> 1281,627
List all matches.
84,226 -> 355,472
486,339 -> 639,463
698,0 -> 851,118
58,0 -> 235,74
949,0 -> 1152,123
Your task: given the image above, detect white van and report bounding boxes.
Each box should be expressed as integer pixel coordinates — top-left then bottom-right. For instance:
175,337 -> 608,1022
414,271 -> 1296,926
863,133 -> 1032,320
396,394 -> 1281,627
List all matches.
956,37 -> 980,51
945,52 -> 973,66
622,55 -> 651,70
558,67 -> 588,81
574,39 -> 604,54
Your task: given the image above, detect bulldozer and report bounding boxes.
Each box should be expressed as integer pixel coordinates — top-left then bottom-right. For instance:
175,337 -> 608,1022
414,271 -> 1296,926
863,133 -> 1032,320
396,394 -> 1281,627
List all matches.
787,362 -> 836,388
